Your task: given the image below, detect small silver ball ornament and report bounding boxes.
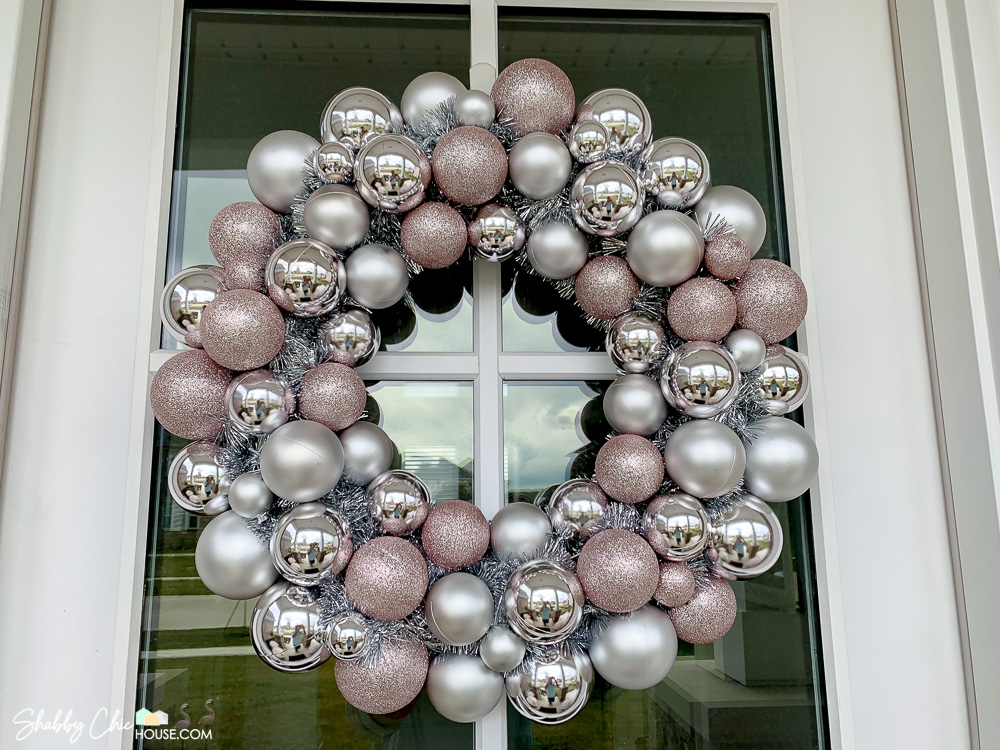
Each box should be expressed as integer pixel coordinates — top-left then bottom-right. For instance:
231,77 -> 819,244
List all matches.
694,185 -> 767,254
339,421 -> 394,486
643,492 -> 711,561
504,559 -> 585,645
525,221 -> 589,280
478,626 -> 526,673
576,88 -> 653,150
168,441 -> 229,515
247,130 -> 319,214
724,329 -> 767,372
318,308 -> 380,366
546,478 -> 607,539
270,502 -> 353,584
589,605 -> 678,690
454,89 -> 496,127
711,495 -> 783,578
626,210 -> 705,287
603,373 -> 668,436
605,311 -> 666,374
226,368 -> 294,434
640,137 -> 711,209
227,471 -> 274,518
425,572 -> 495,646
400,71 -> 466,125
568,120 -> 610,164
195,511 -> 279,600
468,204 -> 526,262
490,502 -> 552,560
367,469 -> 431,535
250,582 -> 330,673
302,184 -> 370,251
313,141 -> 355,184
571,161 -> 645,237
508,132 -> 572,200
742,417 -> 819,502
345,243 -> 409,310
355,133 -> 429,212
327,612 -> 370,661
426,654 -> 504,724
759,345 -> 810,415
505,650 -> 593,725
660,341 -> 741,418
265,239 -> 347,317
160,265 -> 223,346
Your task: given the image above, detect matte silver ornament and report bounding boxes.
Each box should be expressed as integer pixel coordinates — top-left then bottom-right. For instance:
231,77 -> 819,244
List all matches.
339,421 -> 394,486
227,471 -> 274,519
759,346 -> 810,415
568,120 -> 610,164
160,265 -> 222,345
724,328 -> 767,372
454,89 -> 496,127
661,341 -> 741,418
508,132 -> 572,200
576,88 -> 653,150
345,243 -> 409,310
469,205 -> 526,262
270,502 -> 353,584
265,239 -> 347,317
401,71 -> 466,125
247,130 -> 319,214
250,582 -> 330,673
742,417 -> 819,502
303,184 -> 370,251
490,502 -> 552,560
367,469 -> 430,535
259,420 -> 345,503
318,308 -> 380,366
571,161 -> 645,237
605,311 -> 666,374
168,441 -> 228,515
505,650 -> 594,725
320,87 -> 403,152
640,137 -> 711,209
195,511 -> 279,600
663,420 -> 746,499
546,478 -> 607,539
694,185 -> 767,254
313,141 -> 354,184
626,210 -> 704,287
327,612 -> 370,661
589,605 -> 678,689
479,626 -> 526,673
226,368 -> 295,434
504,559 -> 584,644
355,134 -> 429,212
711,495 -> 783,578
524,221 -> 588,280
427,655 -> 504,723
603,373 -> 668,436
643,492 -> 711,560
425,572 -> 495,646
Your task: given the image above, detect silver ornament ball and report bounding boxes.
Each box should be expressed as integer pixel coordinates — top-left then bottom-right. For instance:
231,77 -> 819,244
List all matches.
603,373 -> 668,436
743,417 -> 819,502
454,89 -> 496,127
506,650 -> 594,725
401,71 -> 466,125
694,185 -> 767,254
227,471 -> 274,519
525,221 -> 589,280
571,161 -> 645,237
318,308 -> 380,367
313,141 -> 355,184
711,495 -> 784,578
490,502 -> 552,560
508,132 -> 572,200
250,582 -> 330,673
195,511 -> 279,600
425,572 -> 495,647
576,88 -> 653,150
546,478 -> 607,539
640,137 -> 711,209
643,492 -> 711,561
168,441 -> 229,515
367,469 -> 430,535
345,243 -> 409,310
226,368 -> 295,434
589,605 -> 678,690
661,341 -> 741,419
259,420 -> 345,503
469,204 -> 526,262
321,87 -> 402,152
478,626 -> 526,673
355,134 -> 429,212
605,311 -> 666,374
427,655 -> 504,723
626,210 -> 705,287
663,420 -> 746,499
327,612 -> 370,661
302,184 -> 370,251
724,329 -> 767,372
265,239 -> 347,317
160,265 -> 223,345
504,559 -> 584,645
339,421 -> 394,486
568,120 -> 610,164
759,345 -> 810,415
247,130 -> 319,214
270,502 -> 353,584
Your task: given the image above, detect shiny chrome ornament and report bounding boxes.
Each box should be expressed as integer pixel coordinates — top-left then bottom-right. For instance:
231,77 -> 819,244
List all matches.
576,88 -> 653,150
505,650 -> 594,724
266,238 -> 347,317
355,134 -> 430,212
504,560 -> 585,644
160,265 -> 223,345
367,470 -> 431,535
570,161 -> 645,237
710,495 -> 783,578
167,441 -> 230,515
317,308 -> 380,366
225,369 -> 295,434
313,141 -> 355,184
759,345 -> 810,415
320,87 -> 403,152
643,492 -> 711,561
639,137 -> 711,210
326,612 -> 370,661
568,120 -> 610,164
605,311 -> 666,374
270,502 -> 353,585
546,479 -> 607,539
661,341 -> 741,419
250,582 -> 330,673
469,205 -> 526,261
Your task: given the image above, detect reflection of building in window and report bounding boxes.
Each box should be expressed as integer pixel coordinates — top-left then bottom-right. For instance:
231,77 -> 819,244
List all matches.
403,446 -> 459,500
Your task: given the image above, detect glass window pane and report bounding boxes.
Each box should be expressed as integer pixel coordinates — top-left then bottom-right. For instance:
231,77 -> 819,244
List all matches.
163,5 -> 473,351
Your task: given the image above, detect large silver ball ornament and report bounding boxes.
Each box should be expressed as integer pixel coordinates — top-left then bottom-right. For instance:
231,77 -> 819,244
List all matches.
571,161 -> 645,237
711,495 -> 783,578
270,502 -> 353,584
225,368 -> 295,434
759,345 -> 810,415
603,373 -> 668,436
724,329 -> 767,372
318,308 -> 380,367
663,420 -> 746,499
626,210 -> 705,287
168,441 -> 229,515
425,572 -> 495,646
320,87 -> 403,152
401,71 -> 466,125
568,120 -> 610,164
454,89 -> 496,127
525,221 -> 589,280
367,469 -> 430,535
259,420 -> 345,503
694,185 -> 767,254
195,511 -> 279,600
468,204 -> 526,262
490,502 -> 552,560
265,239 -> 347,317
576,88 -> 653,150
640,137 -> 710,209
356,134 -> 429,212
160,265 -> 223,346
743,417 -> 819,502
643,492 -> 711,560
589,605 -> 678,689
509,132 -> 572,200
313,141 -> 354,184
546,478 -> 607,539
504,559 -> 584,644
250,582 -> 330,673
427,655 -> 504,723
605,311 -> 666,374
302,184 -> 370,251
661,341 -> 741,418
479,626 -> 526,673
345,243 -> 409,310
506,650 -> 594,725
327,612 -> 370,661
339,421 -> 394,486
247,130 -> 319,214
227,471 -> 274,519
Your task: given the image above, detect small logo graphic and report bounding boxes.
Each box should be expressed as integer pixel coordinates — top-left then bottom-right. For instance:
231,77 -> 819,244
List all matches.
134,709 -> 168,727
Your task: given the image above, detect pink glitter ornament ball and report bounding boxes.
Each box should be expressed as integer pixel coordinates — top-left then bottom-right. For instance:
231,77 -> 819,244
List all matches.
221,259 -> 264,292
199,289 -> 285,371
669,577 -> 737,644
432,126 -> 508,206
575,256 -> 640,320
577,529 -> 660,613
334,639 -> 429,715
345,536 -> 429,622
400,202 -> 468,269
704,233 -> 752,281
149,349 -> 231,440
667,277 -> 738,342
421,500 -> 490,571
208,201 -> 280,267
491,58 -> 575,137
298,362 -> 367,431
654,562 -> 696,608
595,434 -> 664,504
733,259 -> 808,344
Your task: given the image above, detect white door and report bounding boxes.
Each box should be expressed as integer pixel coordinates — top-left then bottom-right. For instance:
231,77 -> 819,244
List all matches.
0,1 -> 974,749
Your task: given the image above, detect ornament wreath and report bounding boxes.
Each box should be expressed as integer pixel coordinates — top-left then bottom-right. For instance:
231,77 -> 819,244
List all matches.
151,58 -> 819,725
